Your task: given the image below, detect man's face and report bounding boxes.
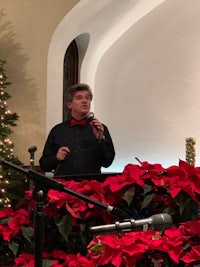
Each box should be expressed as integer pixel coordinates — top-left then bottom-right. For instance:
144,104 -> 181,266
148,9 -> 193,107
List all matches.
67,90 -> 91,118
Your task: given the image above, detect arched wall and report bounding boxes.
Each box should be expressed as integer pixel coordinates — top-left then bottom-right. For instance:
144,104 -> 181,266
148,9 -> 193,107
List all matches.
46,0 -> 165,135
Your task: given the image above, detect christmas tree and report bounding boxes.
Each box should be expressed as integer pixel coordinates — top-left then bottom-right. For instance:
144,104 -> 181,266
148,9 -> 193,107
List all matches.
0,57 -> 25,209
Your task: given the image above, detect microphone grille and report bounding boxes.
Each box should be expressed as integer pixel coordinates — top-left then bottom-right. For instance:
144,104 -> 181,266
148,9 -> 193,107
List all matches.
87,111 -> 94,122
152,213 -> 172,231
28,146 -> 37,153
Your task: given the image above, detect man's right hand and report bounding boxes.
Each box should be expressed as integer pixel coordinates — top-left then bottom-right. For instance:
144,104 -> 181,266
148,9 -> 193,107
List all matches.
56,146 -> 70,161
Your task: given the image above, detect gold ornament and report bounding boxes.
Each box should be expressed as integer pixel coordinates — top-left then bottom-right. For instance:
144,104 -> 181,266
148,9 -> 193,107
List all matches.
185,137 -> 196,166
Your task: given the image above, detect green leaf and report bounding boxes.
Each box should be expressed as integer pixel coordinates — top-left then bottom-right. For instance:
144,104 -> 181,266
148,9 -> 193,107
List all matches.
8,241 -> 19,256
174,191 -> 198,222
90,242 -> 105,253
141,192 -> 156,209
21,226 -> 34,242
143,184 -> 153,195
0,217 -> 11,224
55,213 -> 72,242
42,259 -> 54,267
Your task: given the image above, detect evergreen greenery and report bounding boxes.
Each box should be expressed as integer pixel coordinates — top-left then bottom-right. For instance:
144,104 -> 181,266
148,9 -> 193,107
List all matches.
0,57 -> 25,209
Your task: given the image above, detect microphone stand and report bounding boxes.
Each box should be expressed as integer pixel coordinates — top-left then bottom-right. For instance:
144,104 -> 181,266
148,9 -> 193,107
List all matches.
28,146 -> 43,266
28,146 -> 37,189
33,188 -> 45,267
0,157 -> 129,267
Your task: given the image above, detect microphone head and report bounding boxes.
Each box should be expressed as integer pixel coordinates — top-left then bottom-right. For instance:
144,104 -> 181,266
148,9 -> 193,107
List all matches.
151,213 -> 172,231
86,111 -> 94,122
28,146 -> 37,153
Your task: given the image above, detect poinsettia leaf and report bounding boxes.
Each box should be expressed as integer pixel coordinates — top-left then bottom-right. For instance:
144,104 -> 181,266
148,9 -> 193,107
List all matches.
181,199 -> 198,222
143,184 -> 153,195
0,218 -> 10,224
141,192 -> 156,209
90,242 -> 105,252
21,226 -> 34,242
175,192 -> 198,221
8,241 -> 19,256
183,242 -> 191,250
42,259 -> 54,267
55,213 -> 72,242
122,186 -> 135,206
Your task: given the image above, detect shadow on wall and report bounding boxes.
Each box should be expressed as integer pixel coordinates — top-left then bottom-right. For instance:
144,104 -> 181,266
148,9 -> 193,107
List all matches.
0,9 -> 42,163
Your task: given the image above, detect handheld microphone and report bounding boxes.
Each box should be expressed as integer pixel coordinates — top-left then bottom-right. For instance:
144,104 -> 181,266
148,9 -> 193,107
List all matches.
89,213 -> 172,236
87,111 -> 94,122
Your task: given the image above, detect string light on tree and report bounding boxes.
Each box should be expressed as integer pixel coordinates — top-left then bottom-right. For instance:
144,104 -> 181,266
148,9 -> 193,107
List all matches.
0,56 -> 25,208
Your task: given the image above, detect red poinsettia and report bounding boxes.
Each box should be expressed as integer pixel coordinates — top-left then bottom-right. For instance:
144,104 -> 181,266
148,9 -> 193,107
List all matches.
181,245 -> 200,264
141,160 -> 200,202
0,208 -> 31,241
0,206 -> 14,218
63,253 -> 96,267
88,231 -> 161,267
88,227 -> 186,267
152,227 -> 184,263
103,163 -> 145,191
14,250 -> 96,267
14,253 -> 34,267
47,178 -> 113,222
1,159 -> 200,267
180,219 -> 200,236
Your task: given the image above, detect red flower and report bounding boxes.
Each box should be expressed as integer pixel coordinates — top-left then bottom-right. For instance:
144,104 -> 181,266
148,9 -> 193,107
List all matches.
14,253 -> 34,266
1,159 -> 200,267
150,228 -> 184,263
47,179 -> 112,222
180,219 -> 200,236
181,245 -> 200,264
64,253 -> 96,267
0,223 -> 12,241
165,161 -> 200,201
88,227 -> 187,266
8,208 -> 31,238
104,163 -> 145,191
0,207 -> 14,218
43,250 -> 96,267
88,232 -> 151,267
137,159 -> 200,204
0,208 -> 32,241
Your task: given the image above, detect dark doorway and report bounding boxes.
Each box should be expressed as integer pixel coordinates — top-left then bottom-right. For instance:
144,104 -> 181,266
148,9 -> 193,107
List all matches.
63,40 -> 79,120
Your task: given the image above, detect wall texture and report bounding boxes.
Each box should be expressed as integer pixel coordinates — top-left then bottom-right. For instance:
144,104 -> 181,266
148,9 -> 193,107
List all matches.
95,0 -> 200,171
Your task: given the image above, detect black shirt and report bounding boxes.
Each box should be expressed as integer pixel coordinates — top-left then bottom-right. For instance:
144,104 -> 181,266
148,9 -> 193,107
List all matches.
39,120 -> 115,177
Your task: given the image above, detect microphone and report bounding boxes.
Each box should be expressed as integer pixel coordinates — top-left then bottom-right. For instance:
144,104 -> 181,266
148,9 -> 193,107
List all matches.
86,111 -> 94,122
89,213 -> 172,236
28,146 -> 37,153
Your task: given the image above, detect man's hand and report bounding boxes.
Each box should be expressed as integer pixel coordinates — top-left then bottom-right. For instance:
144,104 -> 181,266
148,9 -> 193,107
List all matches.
56,146 -> 70,161
90,118 -> 104,140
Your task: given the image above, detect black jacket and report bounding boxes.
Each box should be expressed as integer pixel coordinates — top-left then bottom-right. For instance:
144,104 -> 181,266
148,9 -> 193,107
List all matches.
39,120 -> 115,177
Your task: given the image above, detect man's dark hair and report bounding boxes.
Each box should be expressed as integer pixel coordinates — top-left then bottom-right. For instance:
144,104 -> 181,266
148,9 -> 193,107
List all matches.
65,83 -> 93,102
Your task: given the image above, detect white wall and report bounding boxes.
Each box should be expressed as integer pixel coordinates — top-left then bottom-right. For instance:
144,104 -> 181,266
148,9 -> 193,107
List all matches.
47,0 -> 165,133
95,0 -> 200,172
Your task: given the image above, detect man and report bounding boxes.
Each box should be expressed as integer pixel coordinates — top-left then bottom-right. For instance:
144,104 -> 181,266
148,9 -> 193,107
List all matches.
39,83 -> 115,177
